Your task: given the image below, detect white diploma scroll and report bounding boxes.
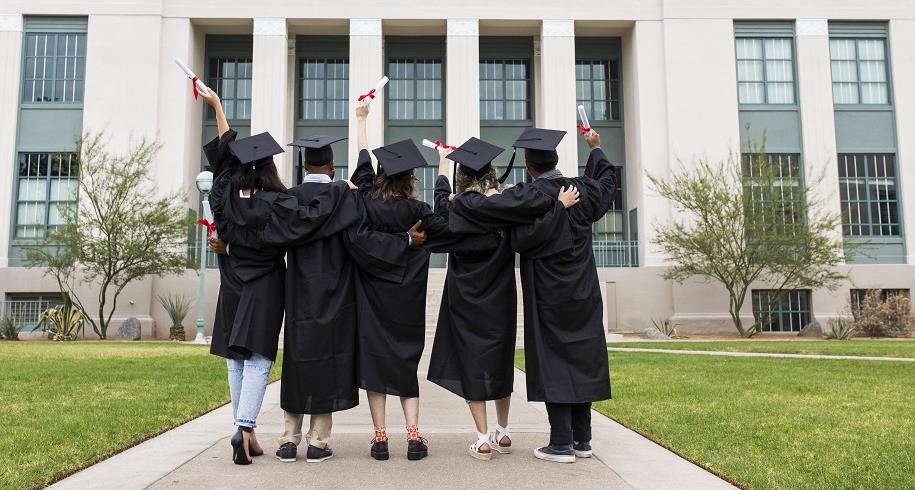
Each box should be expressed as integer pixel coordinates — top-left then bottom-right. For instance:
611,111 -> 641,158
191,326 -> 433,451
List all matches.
421,139 -> 439,150
202,200 -> 217,239
577,104 -> 593,135
175,58 -> 210,96
359,76 -> 390,101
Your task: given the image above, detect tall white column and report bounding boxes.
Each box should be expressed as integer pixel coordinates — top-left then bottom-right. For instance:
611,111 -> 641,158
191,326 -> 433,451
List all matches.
348,18 -> 384,174
446,19 -> 480,147
889,19 -> 915,264
539,20 -> 578,176
0,14 -> 23,268
622,20 -> 670,268
251,18 -> 290,183
795,19 -> 843,243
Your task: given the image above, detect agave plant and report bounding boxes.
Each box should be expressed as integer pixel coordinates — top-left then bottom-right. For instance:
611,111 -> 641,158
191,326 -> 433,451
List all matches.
38,297 -> 86,341
0,314 -> 19,341
157,293 -> 193,341
651,318 -> 679,338
826,316 -> 857,340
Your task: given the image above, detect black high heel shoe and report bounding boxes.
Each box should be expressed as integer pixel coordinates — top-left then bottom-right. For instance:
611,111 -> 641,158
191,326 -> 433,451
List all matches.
231,427 -> 253,465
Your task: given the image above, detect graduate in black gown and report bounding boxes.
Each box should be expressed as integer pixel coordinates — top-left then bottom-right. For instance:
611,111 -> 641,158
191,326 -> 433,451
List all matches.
200,89 -> 360,466
426,137 -> 580,461
350,108 -> 451,461
447,128 -> 616,464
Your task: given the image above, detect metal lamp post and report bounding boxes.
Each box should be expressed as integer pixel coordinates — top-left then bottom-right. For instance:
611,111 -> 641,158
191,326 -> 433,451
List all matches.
193,170 -> 214,344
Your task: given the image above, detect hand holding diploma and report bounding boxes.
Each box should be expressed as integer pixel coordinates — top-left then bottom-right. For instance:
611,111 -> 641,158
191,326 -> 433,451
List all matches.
577,105 -> 593,136
197,200 -> 218,239
422,139 -> 456,151
175,58 -> 210,99
358,76 -> 389,102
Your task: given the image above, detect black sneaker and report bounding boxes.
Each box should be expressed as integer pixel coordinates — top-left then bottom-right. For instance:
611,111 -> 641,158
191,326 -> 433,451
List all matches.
573,441 -> 593,458
306,444 -> 334,463
534,445 -> 575,464
370,440 -> 389,461
407,438 -> 428,461
275,442 -> 297,463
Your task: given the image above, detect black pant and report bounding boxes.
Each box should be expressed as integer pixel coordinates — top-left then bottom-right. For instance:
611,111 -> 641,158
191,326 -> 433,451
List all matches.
545,402 -> 592,447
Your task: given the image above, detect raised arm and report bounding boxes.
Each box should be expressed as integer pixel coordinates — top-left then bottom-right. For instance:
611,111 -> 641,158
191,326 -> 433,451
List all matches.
580,130 -> 618,222
200,88 -> 229,137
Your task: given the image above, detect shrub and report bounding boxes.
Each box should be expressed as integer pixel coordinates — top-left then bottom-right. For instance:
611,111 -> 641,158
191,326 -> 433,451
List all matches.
37,297 -> 87,341
157,293 -> 193,341
852,290 -> 915,338
0,314 -> 19,341
825,316 -> 856,340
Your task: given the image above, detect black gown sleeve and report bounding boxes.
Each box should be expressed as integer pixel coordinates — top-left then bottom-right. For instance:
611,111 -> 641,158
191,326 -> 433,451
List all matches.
580,148 -> 618,223
448,184 -> 556,233
202,130 -> 239,238
510,200 -> 574,258
349,149 -> 375,192
341,196 -> 409,283
426,175 -> 500,254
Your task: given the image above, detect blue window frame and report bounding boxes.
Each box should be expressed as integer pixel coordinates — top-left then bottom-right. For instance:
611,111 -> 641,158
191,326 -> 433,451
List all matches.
14,152 -> 79,239
752,289 -> 811,333
480,59 -> 531,121
735,37 -> 796,105
838,153 -> 899,237
21,32 -> 86,103
829,38 -> 889,105
298,58 -> 349,121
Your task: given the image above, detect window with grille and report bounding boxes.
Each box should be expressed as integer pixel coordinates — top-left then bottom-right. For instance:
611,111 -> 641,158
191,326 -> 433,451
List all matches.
480,60 -> 531,121
742,153 -> 803,231
752,289 -> 811,332
21,32 -> 86,103
298,58 -> 348,121
15,152 -> 79,239
387,59 -> 442,121
206,58 -> 252,120
850,288 -> 909,315
578,165 -> 624,241
575,59 -> 620,121
838,153 -> 899,237
735,38 -> 796,104
829,38 -> 889,105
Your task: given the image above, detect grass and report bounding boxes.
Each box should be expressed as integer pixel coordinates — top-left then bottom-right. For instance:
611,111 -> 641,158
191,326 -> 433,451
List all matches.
515,350 -> 915,489
0,341 -> 281,489
606,339 -> 915,358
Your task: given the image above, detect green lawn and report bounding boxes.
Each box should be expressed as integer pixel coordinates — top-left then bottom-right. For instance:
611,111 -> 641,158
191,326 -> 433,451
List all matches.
516,350 -> 915,489
607,339 -> 915,358
0,341 -> 281,489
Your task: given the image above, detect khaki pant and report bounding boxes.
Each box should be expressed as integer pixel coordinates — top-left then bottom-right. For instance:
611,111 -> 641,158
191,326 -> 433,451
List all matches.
278,411 -> 333,449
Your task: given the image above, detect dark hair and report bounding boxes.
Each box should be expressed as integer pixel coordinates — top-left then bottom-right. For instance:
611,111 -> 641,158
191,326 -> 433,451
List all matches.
371,166 -> 417,201
455,166 -> 499,194
232,158 -> 288,193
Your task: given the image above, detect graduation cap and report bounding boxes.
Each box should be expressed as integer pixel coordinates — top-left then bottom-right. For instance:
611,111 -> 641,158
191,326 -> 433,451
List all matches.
229,132 -> 284,168
500,128 -> 566,182
289,135 -> 347,166
446,137 -> 505,177
371,139 -> 428,176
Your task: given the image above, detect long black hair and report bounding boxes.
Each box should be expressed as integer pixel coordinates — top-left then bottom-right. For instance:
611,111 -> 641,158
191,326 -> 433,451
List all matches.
232,158 -> 288,193
370,166 -> 418,201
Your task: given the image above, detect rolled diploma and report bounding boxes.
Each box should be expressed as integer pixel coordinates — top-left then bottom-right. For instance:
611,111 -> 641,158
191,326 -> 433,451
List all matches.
371,76 -> 389,94
202,200 -> 217,239
175,58 -> 210,96
421,139 -> 439,150
577,105 -> 592,134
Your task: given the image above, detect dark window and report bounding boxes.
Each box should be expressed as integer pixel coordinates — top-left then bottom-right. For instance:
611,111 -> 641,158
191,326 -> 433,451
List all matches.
838,153 -> 899,237
752,289 -> 811,333
298,58 -> 348,120
15,152 -> 79,239
480,59 -> 531,121
388,58 -> 442,121
575,59 -> 620,121
850,288 -> 909,315
206,58 -> 252,120
21,32 -> 86,103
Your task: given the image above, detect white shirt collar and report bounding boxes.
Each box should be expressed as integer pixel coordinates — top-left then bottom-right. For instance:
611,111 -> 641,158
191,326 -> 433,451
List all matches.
303,173 -> 333,184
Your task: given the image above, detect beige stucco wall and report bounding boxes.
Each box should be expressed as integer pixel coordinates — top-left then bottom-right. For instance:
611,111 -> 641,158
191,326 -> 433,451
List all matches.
2,1 -> 915,338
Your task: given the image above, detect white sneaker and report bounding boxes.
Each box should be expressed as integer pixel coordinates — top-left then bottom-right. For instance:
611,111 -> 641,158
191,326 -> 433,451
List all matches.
534,446 -> 575,464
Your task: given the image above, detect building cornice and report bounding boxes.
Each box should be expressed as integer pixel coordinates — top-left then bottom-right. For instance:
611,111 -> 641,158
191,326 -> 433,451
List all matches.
0,14 -> 23,32
447,18 -> 478,37
350,18 -> 382,36
541,19 -> 574,37
253,17 -> 286,36
796,19 -> 828,37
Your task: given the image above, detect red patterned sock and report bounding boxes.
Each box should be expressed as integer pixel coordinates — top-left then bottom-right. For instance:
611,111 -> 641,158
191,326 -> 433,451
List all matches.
374,427 -> 387,442
406,424 -> 422,441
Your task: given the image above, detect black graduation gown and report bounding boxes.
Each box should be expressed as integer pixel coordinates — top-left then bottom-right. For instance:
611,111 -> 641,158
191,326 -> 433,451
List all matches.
234,169 -> 410,414
349,153 -> 450,398
206,131 -> 361,363
426,175 -> 555,401
449,148 -> 616,403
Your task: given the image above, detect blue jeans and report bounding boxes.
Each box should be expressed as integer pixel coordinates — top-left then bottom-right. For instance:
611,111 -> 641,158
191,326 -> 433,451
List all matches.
227,353 -> 273,428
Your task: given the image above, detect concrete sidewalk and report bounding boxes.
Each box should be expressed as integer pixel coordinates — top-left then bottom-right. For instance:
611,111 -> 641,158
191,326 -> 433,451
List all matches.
52,347 -> 734,490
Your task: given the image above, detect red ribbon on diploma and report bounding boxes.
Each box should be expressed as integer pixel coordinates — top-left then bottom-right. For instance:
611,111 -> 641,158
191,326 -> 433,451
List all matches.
190,76 -> 201,100
578,122 -> 592,135
434,139 -> 457,150
197,218 -> 215,237
358,89 -> 376,101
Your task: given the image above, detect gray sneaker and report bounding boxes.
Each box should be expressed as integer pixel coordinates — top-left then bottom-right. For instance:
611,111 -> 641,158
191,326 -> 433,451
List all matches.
573,441 -> 593,458
534,445 -> 576,464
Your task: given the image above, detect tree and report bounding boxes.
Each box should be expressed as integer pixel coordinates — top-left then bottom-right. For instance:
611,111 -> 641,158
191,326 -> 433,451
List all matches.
25,133 -> 193,339
649,148 -> 850,337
